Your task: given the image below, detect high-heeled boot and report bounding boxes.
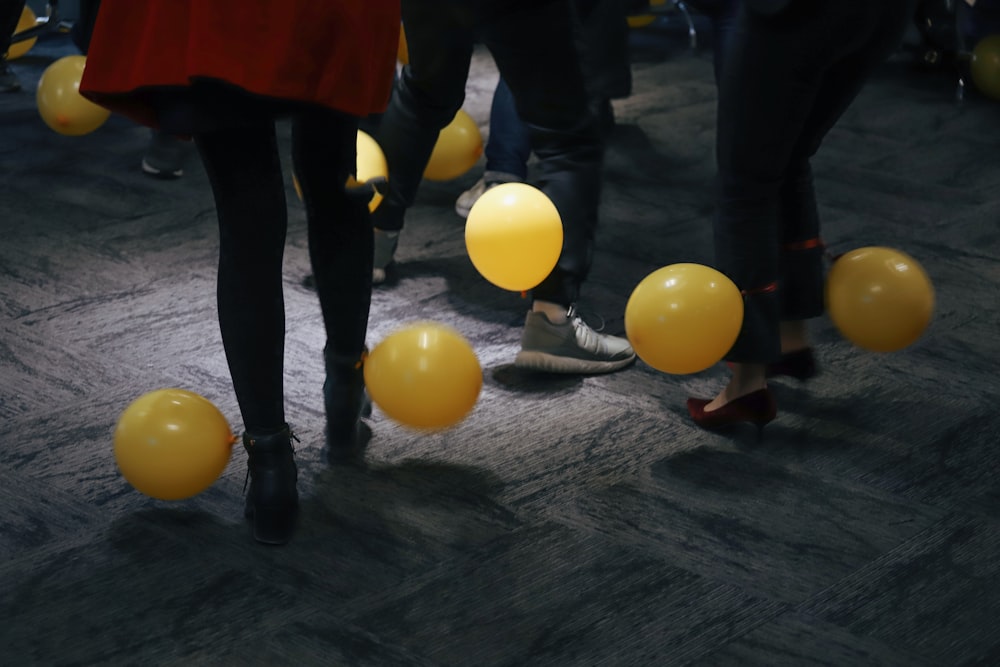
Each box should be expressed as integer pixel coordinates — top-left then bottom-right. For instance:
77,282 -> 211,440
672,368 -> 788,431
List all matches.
324,348 -> 371,464
243,424 -> 298,545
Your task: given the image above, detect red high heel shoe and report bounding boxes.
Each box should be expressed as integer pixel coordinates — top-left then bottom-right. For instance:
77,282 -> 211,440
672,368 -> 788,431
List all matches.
687,388 -> 777,440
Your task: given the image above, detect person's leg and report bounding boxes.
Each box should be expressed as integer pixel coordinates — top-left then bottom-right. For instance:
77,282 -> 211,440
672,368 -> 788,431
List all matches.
1,0 -> 28,93
573,0 -> 632,132
483,76 -> 531,181
484,0 -> 634,373
195,121 -> 296,544
369,0 -> 474,281
292,108 -> 373,462
454,76 -> 531,218
777,0 -> 918,346
702,0 -> 917,417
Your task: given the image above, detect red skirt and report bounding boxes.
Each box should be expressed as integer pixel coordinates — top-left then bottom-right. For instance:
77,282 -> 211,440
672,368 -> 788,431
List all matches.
80,0 -> 400,131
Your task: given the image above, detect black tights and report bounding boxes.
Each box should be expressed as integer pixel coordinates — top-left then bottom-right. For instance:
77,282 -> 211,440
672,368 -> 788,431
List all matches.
195,110 -> 373,433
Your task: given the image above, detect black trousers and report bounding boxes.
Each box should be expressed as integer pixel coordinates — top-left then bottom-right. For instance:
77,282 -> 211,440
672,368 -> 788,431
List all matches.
714,0 -> 917,362
372,0 -> 603,307
1,0 -> 27,55
195,110 -> 372,433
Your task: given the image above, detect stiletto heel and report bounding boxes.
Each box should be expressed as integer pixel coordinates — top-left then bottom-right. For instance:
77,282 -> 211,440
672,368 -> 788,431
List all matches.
766,348 -> 818,381
686,388 -> 777,437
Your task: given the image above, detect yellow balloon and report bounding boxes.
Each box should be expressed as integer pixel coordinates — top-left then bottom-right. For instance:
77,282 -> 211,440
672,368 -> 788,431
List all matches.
826,247 -> 934,353
398,24 -> 409,65
464,183 -> 563,292
364,322 -> 482,430
114,389 -> 235,501
6,5 -> 37,61
625,263 -> 744,375
423,109 -> 483,182
293,130 -> 388,212
970,34 -> 1000,102
36,55 -> 111,136
627,0 -> 665,28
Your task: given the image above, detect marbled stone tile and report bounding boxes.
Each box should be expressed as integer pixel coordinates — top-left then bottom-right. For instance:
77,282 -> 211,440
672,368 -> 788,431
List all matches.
800,513 -> 1000,665
689,611 -> 936,667
0,469 -> 105,561
349,522 -> 786,667
546,447 -> 948,605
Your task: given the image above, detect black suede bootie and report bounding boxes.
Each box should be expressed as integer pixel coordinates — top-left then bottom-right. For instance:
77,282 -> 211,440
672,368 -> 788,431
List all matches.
243,424 -> 298,545
324,349 -> 371,464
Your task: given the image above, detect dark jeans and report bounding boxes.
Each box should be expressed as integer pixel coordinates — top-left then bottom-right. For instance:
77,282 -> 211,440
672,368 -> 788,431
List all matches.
714,0 -> 917,362
1,0 -> 27,54
372,0 -> 603,307
484,0 -> 631,180
195,110 -> 371,432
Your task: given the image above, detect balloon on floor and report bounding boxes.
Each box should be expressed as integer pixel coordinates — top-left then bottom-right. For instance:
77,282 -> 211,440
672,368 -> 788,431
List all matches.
114,389 -> 236,501
292,130 -> 388,212
970,34 -> 1000,101
7,5 -> 37,60
36,55 -> 111,136
826,246 -> 934,352
423,109 -> 483,182
364,322 -> 482,430
465,182 -> 563,292
625,263 -> 744,374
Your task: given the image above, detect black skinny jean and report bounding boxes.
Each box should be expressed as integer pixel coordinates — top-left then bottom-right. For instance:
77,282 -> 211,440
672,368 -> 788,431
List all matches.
195,110 -> 372,433
372,0 -> 603,307
715,0 -> 917,362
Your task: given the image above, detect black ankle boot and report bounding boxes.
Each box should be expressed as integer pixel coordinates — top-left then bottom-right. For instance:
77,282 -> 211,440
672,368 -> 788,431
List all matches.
243,425 -> 298,545
324,349 -> 371,464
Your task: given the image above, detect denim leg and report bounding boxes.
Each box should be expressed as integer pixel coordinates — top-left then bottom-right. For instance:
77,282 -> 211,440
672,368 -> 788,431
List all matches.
483,0 -> 604,307
483,77 -> 531,181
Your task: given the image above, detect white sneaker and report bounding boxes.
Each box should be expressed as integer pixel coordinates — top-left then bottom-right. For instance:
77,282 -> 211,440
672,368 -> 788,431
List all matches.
514,306 -> 636,374
455,174 -> 522,218
372,229 -> 400,285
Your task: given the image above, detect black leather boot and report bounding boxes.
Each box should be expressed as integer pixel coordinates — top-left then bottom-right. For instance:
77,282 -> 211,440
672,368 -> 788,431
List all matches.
243,425 -> 298,545
324,348 -> 371,464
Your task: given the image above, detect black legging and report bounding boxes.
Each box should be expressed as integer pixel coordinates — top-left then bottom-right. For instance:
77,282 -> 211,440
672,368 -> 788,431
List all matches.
195,110 -> 372,433
714,0 -> 917,363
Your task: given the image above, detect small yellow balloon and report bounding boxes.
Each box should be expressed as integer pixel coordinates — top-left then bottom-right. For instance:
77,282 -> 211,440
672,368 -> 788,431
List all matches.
36,55 -> 111,136
423,109 -> 483,182
465,182 -> 563,292
970,34 -> 1000,102
293,130 -> 388,212
114,389 -> 235,501
625,263 -> 744,375
6,5 -> 37,61
364,322 -> 482,430
627,0 -> 665,28
826,247 -> 934,353
398,24 -> 409,65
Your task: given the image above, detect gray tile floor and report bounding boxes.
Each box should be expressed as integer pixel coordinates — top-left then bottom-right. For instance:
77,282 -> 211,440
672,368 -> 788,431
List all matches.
1,17 -> 999,667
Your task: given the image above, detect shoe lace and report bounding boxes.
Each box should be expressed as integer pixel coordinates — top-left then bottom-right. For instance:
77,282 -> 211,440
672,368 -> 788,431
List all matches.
567,304 -> 607,333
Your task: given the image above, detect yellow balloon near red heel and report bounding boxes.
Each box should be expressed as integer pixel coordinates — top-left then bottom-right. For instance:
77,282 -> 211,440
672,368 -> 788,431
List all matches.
114,389 -> 235,500
826,247 -> 934,353
625,263 -> 744,375
37,55 -> 111,136
465,182 -> 563,292
364,322 -> 482,430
